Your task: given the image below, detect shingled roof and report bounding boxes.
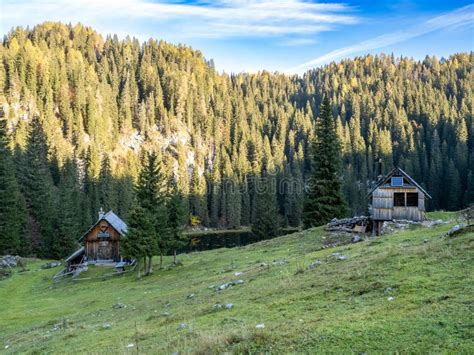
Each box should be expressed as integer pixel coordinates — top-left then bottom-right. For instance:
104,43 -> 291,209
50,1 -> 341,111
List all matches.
368,167 -> 431,199
78,210 -> 128,242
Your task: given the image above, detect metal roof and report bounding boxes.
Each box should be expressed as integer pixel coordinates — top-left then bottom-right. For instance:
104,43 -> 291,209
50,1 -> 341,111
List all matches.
65,246 -> 85,263
78,210 -> 128,242
367,167 -> 432,199
103,210 -> 128,235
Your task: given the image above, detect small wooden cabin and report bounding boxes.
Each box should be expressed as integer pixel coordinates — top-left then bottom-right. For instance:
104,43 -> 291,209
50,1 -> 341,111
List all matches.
368,168 -> 431,235
66,210 -> 128,269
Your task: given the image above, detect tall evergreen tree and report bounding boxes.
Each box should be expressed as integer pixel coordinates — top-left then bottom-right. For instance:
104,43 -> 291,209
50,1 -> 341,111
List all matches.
252,174 -> 279,240
303,97 -> 346,228
19,116 -> 57,257
134,152 -> 168,273
167,186 -> 187,263
0,112 -> 27,255
121,205 -> 151,279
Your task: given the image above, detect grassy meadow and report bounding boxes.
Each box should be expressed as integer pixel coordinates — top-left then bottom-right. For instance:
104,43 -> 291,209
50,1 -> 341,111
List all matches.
0,212 -> 473,353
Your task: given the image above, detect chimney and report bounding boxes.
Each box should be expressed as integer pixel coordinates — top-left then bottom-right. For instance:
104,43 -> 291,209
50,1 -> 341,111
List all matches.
377,158 -> 383,181
98,207 -> 105,220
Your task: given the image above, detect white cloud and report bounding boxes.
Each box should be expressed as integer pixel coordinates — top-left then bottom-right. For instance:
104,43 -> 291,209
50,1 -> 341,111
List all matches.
289,4 -> 474,73
1,0 -> 358,38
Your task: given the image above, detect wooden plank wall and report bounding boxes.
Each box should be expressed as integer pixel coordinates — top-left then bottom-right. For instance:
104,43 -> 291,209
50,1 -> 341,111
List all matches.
371,187 -> 426,221
84,220 -> 120,260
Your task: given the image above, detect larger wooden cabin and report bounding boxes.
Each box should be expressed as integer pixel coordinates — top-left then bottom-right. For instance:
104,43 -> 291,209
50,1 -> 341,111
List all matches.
66,210 -> 128,269
368,168 -> 431,235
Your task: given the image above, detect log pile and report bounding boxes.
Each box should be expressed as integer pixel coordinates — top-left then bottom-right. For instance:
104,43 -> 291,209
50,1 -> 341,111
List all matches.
326,216 -> 370,233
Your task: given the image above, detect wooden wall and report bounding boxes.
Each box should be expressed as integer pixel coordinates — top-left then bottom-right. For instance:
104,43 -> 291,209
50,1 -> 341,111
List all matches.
371,186 -> 426,221
84,220 -> 121,261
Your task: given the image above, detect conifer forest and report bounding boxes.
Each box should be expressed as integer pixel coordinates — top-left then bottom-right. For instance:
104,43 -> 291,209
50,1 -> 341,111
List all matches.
0,23 -> 473,258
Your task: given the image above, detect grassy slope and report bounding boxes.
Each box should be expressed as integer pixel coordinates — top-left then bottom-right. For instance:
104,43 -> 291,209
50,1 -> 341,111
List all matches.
0,213 -> 473,354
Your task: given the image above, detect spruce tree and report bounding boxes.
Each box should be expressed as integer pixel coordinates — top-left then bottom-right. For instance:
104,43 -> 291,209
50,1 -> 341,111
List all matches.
303,97 -> 346,228
167,187 -> 187,263
56,159 -> 82,257
134,152 -> 168,273
19,116 -> 57,257
252,174 -> 279,240
121,206 -> 151,279
0,112 -> 27,255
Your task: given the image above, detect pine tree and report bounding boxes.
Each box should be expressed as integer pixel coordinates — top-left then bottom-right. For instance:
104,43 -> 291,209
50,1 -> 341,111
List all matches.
0,112 -> 27,255
19,116 -> 57,257
167,187 -> 187,263
134,152 -> 168,273
303,97 -> 346,228
56,159 -> 82,256
98,155 -> 117,212
121,206 -> 151,279
252,174 -> 279,240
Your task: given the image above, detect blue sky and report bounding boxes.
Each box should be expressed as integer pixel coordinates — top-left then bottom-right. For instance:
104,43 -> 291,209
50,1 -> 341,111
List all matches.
1,0 -> 473,73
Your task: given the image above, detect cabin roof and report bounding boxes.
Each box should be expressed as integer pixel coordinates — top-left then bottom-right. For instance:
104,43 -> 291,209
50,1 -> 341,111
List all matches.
78,210 -> 128,242
368,167 -> 432,199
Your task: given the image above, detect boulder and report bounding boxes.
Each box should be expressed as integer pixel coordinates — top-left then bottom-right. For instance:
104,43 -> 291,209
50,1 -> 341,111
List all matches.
331,253 -> 347,261
308,260 -> 322,269
351,235 -> 363,243
446,224 -> 463,237
112,303 -> 127,309
272,259 -> 289,265
0,255 -> 20,268
177,323 -> 188,330
41,262 -> 61,269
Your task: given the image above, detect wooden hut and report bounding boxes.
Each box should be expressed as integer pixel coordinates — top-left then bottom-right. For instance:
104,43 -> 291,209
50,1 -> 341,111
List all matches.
66,209 -> 128,269
368,167 -> 431,235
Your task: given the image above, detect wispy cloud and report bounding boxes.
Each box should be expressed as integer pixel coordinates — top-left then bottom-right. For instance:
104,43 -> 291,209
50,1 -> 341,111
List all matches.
1,0 -> 358,39
289,4 -> 474,73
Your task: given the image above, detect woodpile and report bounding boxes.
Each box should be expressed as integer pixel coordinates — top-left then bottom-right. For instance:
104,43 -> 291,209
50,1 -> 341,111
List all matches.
326,216 -> 371,233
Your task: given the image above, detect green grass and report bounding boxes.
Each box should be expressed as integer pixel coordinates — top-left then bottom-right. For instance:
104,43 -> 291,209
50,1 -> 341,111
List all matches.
1,214 -> 473,354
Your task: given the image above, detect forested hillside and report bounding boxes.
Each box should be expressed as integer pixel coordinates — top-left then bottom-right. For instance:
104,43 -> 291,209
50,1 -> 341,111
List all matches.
0,22 -> 473,258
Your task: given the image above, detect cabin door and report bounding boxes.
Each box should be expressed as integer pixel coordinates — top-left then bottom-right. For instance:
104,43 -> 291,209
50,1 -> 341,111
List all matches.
97,241 -> 111,260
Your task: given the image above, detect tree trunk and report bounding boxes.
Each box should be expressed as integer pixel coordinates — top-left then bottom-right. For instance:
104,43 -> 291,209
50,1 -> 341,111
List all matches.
136,259 -> 141,279
160,253 -> 163,269
173,249 -> 177,264
147,256 -> 153,274
143,256 -> 147,276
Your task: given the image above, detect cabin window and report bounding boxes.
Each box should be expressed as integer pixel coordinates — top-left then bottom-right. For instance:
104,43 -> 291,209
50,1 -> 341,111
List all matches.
393,192 -> 405,207
391,177 -> 404,187
406,192 -> 418,207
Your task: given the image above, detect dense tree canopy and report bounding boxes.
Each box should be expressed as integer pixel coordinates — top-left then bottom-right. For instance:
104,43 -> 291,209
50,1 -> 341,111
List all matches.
0,22 -> 472,257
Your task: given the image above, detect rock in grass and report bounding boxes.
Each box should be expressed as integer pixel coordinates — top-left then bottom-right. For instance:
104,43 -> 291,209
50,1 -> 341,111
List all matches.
255,323 -> 265,329
331,253 -> 347,261
351,235 -> 363,243
177,323 -> 188,330
0,255 -> 20,268
446,224 -> 463,237
272,259 -> 289,265
112,303 -> 126,309
102,323 -> 111,330
126,343 -> 134,348
225,303 -> 234,310
308,260 -> 322,269
216,280 -> 244,291
41,262 -> 61,269
187,293 -> 195,299
387,296 -> 395,301
213,304 -> 223,310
